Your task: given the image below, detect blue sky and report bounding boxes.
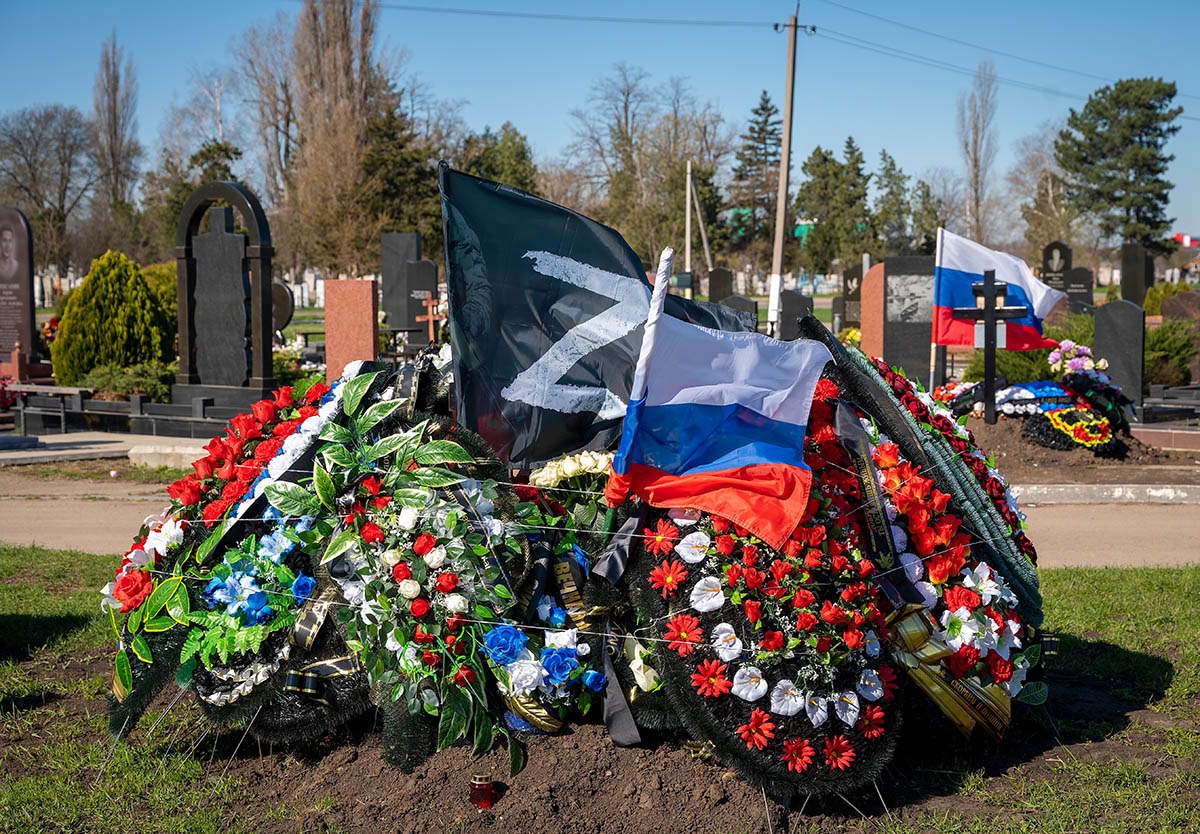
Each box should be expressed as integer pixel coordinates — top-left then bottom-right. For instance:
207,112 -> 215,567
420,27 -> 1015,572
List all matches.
3,0 -> 1197,235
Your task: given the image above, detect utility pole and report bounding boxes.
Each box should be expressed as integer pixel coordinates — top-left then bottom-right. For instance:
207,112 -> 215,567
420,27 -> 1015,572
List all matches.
685,159 -> 692,274
769,14 -> 801,338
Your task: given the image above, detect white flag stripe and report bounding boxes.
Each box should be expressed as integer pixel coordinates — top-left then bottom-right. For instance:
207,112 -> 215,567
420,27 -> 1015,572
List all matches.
937,228 -> 1065,320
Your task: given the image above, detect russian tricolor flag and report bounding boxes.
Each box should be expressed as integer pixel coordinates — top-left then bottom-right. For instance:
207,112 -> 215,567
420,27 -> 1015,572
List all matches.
608,249 -> 832,551
933,228 -> 1066,351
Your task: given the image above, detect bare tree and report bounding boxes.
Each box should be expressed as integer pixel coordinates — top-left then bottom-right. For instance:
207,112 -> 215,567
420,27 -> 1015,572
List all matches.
0,105 -> 98,279
536,155 -> 593,213
236,11 -> 299,207
957,59 -> 998,243
1006,121 -> 1078,259
92,30 -> 142,208
186,67 -> 241,145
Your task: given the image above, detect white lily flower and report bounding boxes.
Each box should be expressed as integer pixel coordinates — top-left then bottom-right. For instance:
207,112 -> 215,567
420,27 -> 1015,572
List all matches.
711,623 -> 743,662
804,693 -> 829,727
939,607 -> 981,651
833,690 -> 860,726
769,679 -> 805,716
99,582 -> 121,612
732,666 -> 768,701
856,669 -> 884,702
1005,657 -> 1029,697
960,563 -> 1001,605
675,530 -> 711,563
689,576 -> 725,613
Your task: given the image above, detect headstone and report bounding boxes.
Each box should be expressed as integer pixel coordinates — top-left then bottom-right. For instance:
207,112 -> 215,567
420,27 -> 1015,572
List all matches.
719,294 -> 759,331
842,264 -> 863,328
173,182 -> 276,408
192,207 -> 251,387
1064,266 -> 1094,312
0,207 -> 35,367
325,278 -> 378,382
830,295 -> 844,334
776,289 -> 813,341
1095,299 -> 1144,411
878,256 -> 936,383
707,267 -> 733,303
669,271 -> 693,295
272,281 -> 295,335
380,233 -> 438,351
1120,242 -> 1154,307
1041,240 -> 1071,292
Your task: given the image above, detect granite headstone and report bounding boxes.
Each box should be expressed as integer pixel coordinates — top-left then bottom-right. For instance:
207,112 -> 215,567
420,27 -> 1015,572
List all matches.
707,267 -> 733,304
403,260 -> 438,347
670,271 -> 693,294
881,256 -> 936,383
272,281 -> 295,333
842,264 -> 863,328
1120,242 -> 1154,307
192,207 -> 251,387
1041,240 -> 1071,292
1095,299 -> 1144,410
0,207 -> 34,362
1064,266 -> 1094,312
719,294 -> 759,331
381,232 -> 420,333
777,289 -> 813,341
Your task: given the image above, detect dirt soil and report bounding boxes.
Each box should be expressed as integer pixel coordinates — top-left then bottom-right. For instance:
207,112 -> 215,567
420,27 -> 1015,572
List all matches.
968,417 -> 1200,484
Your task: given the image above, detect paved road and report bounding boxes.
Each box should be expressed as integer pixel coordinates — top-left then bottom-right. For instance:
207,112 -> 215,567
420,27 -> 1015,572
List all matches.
2,472 -> 1198,567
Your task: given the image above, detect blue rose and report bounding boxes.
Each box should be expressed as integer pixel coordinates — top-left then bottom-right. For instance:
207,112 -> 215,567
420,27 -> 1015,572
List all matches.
483,624 -> 528,666
581,669 -> 607,692
547,606 -> 568,628
291,573 -> 316,606
245,604 -> 276,626
540,647 -> 578,686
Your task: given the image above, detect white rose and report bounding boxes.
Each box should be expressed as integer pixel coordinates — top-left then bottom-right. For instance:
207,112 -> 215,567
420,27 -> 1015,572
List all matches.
397,579 -> 421,599
560,457 -> 581,478
381,549 -> 403,567
444,593 -> 469,613
398,506 -> 420,530
423,546 -> 447,570
578,451 -> 599,472
504,650 -> 544,697
545,628 -> 578,649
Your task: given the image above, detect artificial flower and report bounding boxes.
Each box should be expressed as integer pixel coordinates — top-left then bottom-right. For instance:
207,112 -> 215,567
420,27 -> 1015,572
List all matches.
582,669 -> 607,691
413,533 -> 437,556
645,519 -> 680,557
675,530 -> 711,563
857,704 -> 886,738
397,579 -> 421,599
422,650 -> 439,666
503,649 -> 544,696
769,679 -> 805,716
743,600 -> 762,624
483,624 -> 528,665
824,734 -> 855,770
689,576 -> 725,612
715,534 -> 735,556
732,666 -> 768,701
791,588 -> 816,609
649,559 -> 689,598
863,630 -> 881,658
167,476 -> 204,507
690,659 -> 733,698
360,522 -> 384,544
843,629 -> 864,650
856,669 -> 884,702
820,600 -> 848,625
710,623 -> 743,662
410,598 -> 431,618
833,691 -> 860,726
939,606 -> 981,651
544,628 -> 578,649
452,666 -> 476,686
664,614 -> 702,657
781,738 -> 815,772
435,572 -> 459,593
986,651 -> 1014,683
540,647 -> 579,685
736,708 -> 775,750
291,574 -> 316,605
795,611 -> 819,632
960,562 -> 1002,605
759,631 -> 785,653
805,693 -> 829,727
112,570 -> 153,612
423,546 -> 447,570
947,644 -> 981,678
444,593 -> 469,614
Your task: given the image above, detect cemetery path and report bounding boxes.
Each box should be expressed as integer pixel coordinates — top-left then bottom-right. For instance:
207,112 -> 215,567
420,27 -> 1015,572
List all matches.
1023,503 -> 1200,568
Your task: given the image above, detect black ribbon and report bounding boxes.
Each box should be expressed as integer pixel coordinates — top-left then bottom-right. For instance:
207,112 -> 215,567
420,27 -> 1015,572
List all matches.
282,655 -> 360,706
593,503 -> 648,585
600,620 -> 642,746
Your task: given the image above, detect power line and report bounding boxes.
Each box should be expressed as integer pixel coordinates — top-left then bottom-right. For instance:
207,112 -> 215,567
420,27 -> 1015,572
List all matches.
370,2 -> 774,28
816,0 -> 1200,102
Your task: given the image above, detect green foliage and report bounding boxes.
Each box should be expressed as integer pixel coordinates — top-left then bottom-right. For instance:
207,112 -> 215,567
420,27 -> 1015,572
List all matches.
139,261 -> 178,325
874,150 -> 910,256
794,138 -> 874,272
272,348 -> 306,386
50,251 -> 173,385
189,139 -> 242,184
1055,78 -> 1183,256
464,121 -> 538,192
1144,319 -> 1198,389
78,361 -> 177,402
1105,282 -> 1121,302
727,90 -> 782,269
1142,279 -> 1194,315
963,313 -> 1095,383
910,179 -> 946,256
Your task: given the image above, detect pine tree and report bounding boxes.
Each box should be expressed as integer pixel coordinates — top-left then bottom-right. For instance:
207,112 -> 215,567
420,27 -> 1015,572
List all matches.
465,122 -> 539,193
874,150 -> 910,256
910,180 -> 946,256
727,91 -> 782,272
835,137 -> 874,267
794,146 -> 840,274
1055,78 -> 1182,256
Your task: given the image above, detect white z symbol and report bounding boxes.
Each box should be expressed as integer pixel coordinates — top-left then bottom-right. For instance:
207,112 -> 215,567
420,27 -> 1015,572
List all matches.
502,251 -> 650,419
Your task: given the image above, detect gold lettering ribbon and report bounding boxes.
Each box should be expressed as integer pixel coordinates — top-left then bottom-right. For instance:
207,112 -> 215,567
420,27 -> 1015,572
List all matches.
887,604 -> 1011,740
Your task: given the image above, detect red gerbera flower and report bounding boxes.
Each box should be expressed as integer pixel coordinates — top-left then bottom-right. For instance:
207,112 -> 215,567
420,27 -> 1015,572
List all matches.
690,659 -> 732,698
781,737 -> 815,772
857,705 -> 886,739
878,665 -> 900,701
665,614 -> 702,657
737,708 -> 776,751
644,519 -> 680,557
648,559 -> 689,598
824,734 -> 856,770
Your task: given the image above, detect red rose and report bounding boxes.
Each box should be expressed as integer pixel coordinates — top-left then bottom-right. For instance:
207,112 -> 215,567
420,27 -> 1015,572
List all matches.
410,598 -> 431,618
795,611 -> 819,631
792,589 -> 816,609
112,570 -> 153,612
948,645 -> 981,678
445,614 -> 466,631
414,625 -> 435,644
804,549 -> 823,570
392,562 -> 412,582
360,522 -> 384,544
830,553 -> 852,574
770,559 -> 794,583
759,631 -> 784,652
203,436 -> 229,461
167,476 -> 204,507
942,585 -> 982,613
784,540 -> 803,559
725,564 -> 743,586
215,458 -> 237,481
422,650 -> 439,666
715,535 -> 735,556
452,666 -> 476,686
986,652 -> 1013,683
192,456 -> 215,480
413,533 -> 437,556
856,558 -> 875,579
711,516 -> 731,534
816,636 -> 832,652
304,382 -> 331,404
251,399 -> 277,424
733,524 -> 749,537
222,435 -> 245,461
843,629 -> 864,650
871,442 -> 900,469
253,437 -> 283,462
229,413 -> 262,440
743,600 -> 762,624
741,544 -> 759,566
272,386 -> 294,409
201,498 -> 234,528
435,572 -> 459,593
743,568 -> 765,590
820,600 -> 848,625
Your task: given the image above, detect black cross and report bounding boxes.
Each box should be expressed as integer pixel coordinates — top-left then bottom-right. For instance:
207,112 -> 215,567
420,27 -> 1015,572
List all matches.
951,269 -> 1029,424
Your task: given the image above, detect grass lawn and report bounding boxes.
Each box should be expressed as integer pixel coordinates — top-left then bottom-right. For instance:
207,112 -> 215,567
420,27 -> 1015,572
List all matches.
4,460 -> 190,484
1,544 -> 1196,833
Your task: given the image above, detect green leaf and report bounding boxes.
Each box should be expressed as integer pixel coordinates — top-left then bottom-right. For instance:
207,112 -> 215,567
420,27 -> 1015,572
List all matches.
322,443 -> 356,470
473,713 -> 495,756
1015,680 -> 1048,706
319,421 -> 354,444
314,460 -> 335,509
366,433 -> 420,463
196,522 -> 226,563
358,399 -> 405,434
166,585 -> 190,624
391,487 -> 432,507
115,648 -> 133,692
492,584 -> 512,600
127,603 -> 144,634
142,577 -> 184,621
1022,643 -> 1043,667
474,605 -> 494,621
179,628 -> 202,664
508,733 -> 526,777
143,616 -> 179,633
411,467 -> 466,488
265,481 -> 320,516
342,370 -> 381,418
130,634 -> 154,664
321,527 -> 359,565
274,563 -> 297,588
437,685 -> 471,751
414,439 -> 475,466
175,655 -> 197,688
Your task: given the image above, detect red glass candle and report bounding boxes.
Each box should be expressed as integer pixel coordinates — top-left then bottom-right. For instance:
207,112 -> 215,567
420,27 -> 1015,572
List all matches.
469,774 -> 496,809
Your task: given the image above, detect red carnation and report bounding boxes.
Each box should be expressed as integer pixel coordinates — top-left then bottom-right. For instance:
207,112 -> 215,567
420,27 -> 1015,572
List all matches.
298,404 -> 319,419
413,533 -> 437,556
273,418 -> 302,437
221,479 -> 250,502
112,569 -> 153,613
304,382 -> 331,404
201,498 -> 234,528
360,522 -> 384,544
435,572 -> 459,593
814,378 -> 840,400
253,437 -> 283,462
410,598 -> 431,618
392,562 -> 412,582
